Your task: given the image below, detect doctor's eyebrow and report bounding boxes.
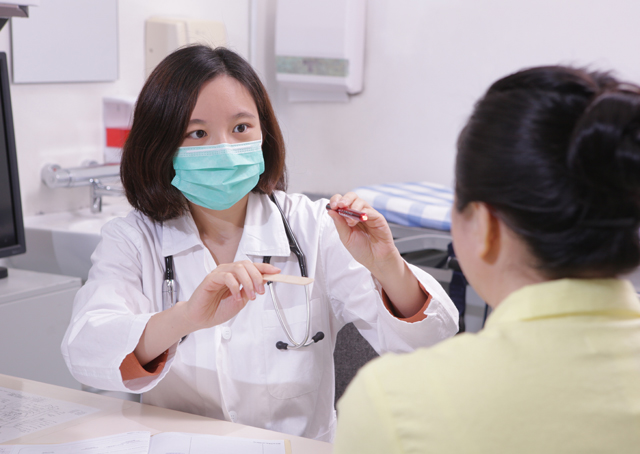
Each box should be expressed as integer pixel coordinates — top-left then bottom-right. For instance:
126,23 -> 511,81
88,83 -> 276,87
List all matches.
232,111 -> 257,119
187,112 -> 256,125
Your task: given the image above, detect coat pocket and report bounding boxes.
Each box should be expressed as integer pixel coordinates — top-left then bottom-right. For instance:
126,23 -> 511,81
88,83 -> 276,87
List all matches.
262,299 -> 325,400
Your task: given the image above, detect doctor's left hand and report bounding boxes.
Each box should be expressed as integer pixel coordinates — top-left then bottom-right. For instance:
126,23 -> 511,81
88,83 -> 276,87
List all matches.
327,193 -> 428,319
327,192 -> 400,273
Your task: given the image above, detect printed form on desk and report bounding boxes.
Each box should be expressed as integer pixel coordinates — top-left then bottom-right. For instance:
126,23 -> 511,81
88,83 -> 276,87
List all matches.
0,386 -> 100,443
0,431 -> 291,454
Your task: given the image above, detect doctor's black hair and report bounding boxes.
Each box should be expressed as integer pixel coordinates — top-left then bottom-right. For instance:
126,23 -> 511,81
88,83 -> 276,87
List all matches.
455,66 -> 640,278
121,45 -> 287,222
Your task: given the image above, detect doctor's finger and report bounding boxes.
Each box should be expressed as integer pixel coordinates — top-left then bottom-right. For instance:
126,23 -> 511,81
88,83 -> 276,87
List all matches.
230,263 -> 258,300
253,262 -> 281,275
327,208 -> 352,242
335,191 -> 361,209
222,272 -> 243,301
241,261 -> 268,295
341,192 -> 368,212
328,193 -> 344,210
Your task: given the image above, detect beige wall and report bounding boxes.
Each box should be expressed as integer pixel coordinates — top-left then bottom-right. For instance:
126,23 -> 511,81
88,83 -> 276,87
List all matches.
4,0 -> 250,216
255,0 -> 640,196
8,0 -> 640,215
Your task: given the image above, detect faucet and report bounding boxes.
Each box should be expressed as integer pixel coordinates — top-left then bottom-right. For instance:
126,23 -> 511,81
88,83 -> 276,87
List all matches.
41,162 -> 125,213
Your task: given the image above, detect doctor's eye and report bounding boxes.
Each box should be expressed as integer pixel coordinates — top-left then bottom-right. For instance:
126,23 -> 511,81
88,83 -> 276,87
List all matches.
233,124 -> 248,133
187,129 -> 207,139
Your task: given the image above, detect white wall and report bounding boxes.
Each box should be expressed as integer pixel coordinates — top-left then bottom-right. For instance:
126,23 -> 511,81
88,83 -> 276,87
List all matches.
5,0 -> 250,216
10,0 -> 640,215
255,0 -> 640,196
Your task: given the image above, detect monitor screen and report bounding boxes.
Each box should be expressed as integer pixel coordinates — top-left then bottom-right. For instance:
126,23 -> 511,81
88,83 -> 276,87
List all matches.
0,51 -> 25,259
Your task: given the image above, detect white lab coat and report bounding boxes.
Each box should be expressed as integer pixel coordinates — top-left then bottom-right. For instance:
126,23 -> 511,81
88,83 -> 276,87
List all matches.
62,191 -> 458,442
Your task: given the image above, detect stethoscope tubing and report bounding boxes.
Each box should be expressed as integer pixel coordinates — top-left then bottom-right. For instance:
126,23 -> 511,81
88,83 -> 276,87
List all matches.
161,193 -> 323,350
268,282 -> 314,349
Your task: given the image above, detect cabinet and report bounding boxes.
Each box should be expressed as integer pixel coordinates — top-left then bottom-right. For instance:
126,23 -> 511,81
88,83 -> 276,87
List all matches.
0,268 -> 82,389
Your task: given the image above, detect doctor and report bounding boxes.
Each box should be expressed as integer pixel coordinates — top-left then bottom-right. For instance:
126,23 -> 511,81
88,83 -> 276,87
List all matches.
61,45 -> 458,442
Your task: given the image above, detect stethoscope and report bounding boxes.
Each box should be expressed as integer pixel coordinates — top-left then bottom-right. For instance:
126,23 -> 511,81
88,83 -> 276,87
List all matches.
162,194 -> 324,350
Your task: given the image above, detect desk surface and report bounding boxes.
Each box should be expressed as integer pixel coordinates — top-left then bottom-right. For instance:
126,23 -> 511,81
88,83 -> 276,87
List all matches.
0,374 -> 332,453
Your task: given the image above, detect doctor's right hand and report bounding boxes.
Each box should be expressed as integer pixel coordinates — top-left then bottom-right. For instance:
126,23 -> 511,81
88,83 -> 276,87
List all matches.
180,261 -> 281,332
134,261 -> 280,367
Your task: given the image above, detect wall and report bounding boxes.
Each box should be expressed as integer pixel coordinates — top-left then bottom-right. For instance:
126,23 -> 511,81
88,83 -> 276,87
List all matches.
4,0 -> 250,216
9,0 -> 640,215
254,0 -> 640,196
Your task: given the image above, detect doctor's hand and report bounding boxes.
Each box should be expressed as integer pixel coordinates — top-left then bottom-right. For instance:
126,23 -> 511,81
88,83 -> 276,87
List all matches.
327,192 -> 399,272
327,192 -> 428,319
134,261 -> 281,367
181,261 -> 281,332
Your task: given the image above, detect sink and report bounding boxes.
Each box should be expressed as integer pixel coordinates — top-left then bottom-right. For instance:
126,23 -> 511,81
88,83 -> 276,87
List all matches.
6,197 -> 132,281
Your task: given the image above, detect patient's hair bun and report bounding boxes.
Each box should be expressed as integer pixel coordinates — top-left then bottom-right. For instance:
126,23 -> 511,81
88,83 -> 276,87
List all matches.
568,90 -> 640,224
456,66 -> 640,278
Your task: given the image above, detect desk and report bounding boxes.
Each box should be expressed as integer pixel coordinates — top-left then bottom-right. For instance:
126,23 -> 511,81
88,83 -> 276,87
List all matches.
0,374 -> 332,453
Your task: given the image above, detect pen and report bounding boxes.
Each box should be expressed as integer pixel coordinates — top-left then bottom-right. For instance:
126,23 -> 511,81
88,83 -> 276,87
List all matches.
162,256 -> 177,309
325,203 -> 368,222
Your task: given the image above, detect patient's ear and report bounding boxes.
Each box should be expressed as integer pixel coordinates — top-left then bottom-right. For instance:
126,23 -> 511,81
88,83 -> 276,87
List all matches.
476,203 -> 501,265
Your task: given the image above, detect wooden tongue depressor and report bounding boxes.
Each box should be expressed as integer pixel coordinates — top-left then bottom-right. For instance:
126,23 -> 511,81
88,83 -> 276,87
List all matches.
262,274 -> 314,286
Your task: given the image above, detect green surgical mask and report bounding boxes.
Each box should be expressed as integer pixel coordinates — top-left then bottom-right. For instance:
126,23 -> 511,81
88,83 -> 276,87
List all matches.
171,139 -> 265,211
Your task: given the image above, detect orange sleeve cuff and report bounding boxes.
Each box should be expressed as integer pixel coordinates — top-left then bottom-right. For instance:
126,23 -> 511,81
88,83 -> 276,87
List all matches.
382,285 -> 432,323
120,350 -> 168,381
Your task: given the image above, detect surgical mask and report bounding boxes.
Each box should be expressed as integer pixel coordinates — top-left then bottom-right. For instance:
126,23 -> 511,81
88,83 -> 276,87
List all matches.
171,139 -> 265,211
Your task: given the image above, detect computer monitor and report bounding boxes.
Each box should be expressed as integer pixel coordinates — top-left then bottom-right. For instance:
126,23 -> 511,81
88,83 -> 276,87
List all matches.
0,51 -> 25,278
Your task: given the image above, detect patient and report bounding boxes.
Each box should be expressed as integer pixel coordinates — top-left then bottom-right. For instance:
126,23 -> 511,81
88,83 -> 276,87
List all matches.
334,66 -> 640,453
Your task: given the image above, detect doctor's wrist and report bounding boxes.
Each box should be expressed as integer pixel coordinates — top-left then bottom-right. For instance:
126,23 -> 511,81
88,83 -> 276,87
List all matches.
172,300 -> 199,338
368,250 -> 404,279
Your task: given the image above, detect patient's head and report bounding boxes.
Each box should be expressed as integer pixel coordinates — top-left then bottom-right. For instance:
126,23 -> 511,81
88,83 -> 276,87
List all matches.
452,66 -> 640,298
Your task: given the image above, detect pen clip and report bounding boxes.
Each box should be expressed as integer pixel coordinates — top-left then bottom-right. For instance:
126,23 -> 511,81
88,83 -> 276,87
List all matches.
164,256 -> 174,280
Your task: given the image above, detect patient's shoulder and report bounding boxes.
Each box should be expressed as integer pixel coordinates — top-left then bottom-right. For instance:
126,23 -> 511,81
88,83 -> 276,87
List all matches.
362,332 -> 504,399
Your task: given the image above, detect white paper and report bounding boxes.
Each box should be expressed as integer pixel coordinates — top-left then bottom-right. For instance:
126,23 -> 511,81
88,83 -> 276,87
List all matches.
0,431 -> 150,454
149,432 -> 287,454
0,386 -> 100,443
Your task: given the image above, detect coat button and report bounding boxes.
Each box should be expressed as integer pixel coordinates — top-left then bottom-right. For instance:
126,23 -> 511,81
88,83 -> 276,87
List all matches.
221,327 -> 232,340
229,410 -> 237,422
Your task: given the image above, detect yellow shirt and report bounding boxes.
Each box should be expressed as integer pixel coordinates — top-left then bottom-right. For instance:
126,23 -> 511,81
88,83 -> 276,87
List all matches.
334,279 -> 640,453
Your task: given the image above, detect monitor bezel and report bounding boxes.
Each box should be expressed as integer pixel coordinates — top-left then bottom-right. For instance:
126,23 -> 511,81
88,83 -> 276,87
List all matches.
0,51 -> 25,259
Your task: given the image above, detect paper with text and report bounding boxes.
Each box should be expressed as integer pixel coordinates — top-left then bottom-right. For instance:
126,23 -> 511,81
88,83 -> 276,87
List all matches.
0,386 -> 100,443
0,431 -> 150,454
149,432 -> 287,454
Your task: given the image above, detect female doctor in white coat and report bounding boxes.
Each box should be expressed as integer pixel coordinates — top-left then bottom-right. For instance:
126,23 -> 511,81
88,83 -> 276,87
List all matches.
61,45 -> 458,442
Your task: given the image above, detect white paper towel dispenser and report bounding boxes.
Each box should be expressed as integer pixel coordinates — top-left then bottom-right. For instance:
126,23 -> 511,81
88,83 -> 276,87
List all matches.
275,0 -> 366,103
